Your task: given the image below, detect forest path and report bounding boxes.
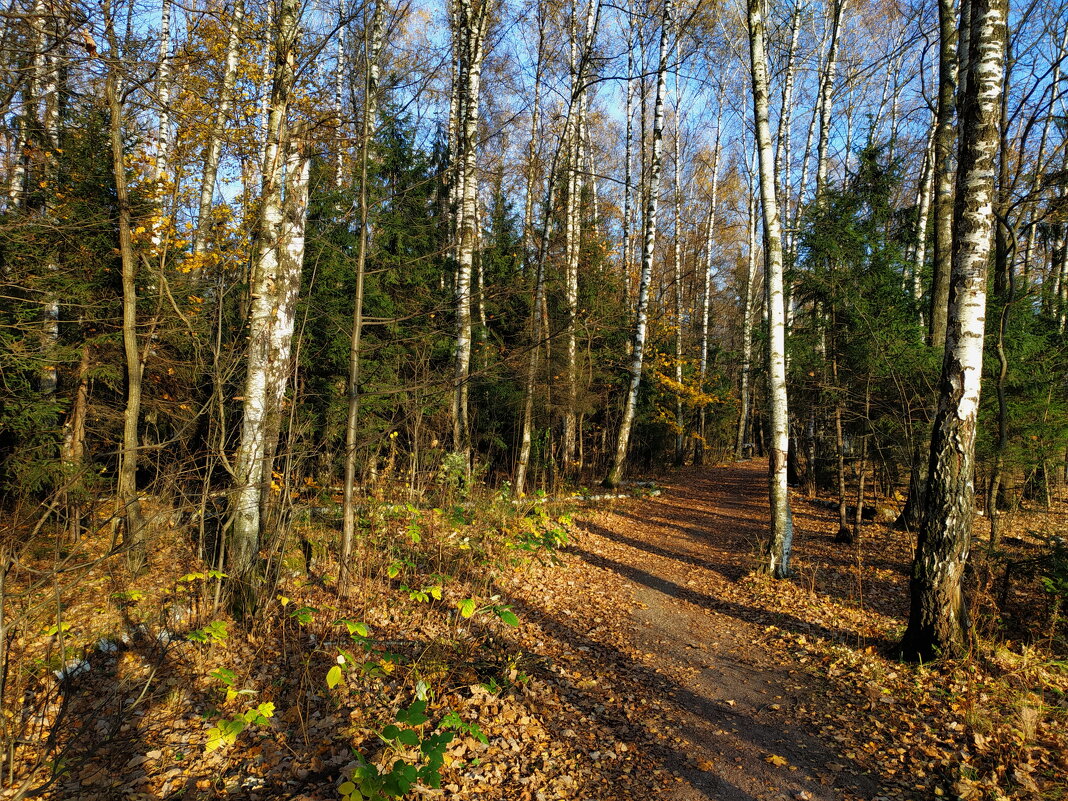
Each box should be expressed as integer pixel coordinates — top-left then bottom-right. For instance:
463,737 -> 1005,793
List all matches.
519,459 -> 892,801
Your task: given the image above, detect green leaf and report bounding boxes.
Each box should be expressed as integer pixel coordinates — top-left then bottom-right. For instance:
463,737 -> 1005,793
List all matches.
210,667 -> 236,686
381,724 -> 401,740
326,665 -> 343,689
457,598 -> 477,618
255,702 -> 274,719
498,608 -> 519,627
429,585 -> 443,601
397,729 -> 420,747
338,781 -> 356,795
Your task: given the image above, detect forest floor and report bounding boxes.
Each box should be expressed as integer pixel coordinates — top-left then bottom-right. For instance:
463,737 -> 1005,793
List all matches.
7,459 -> 1068,800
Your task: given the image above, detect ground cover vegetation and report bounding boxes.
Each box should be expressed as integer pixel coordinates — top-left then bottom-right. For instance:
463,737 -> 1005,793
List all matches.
0,0 -> 1066,797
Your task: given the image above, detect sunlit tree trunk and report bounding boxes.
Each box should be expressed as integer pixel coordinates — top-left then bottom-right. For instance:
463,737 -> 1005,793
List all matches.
929,0 -> 959,350
747,0 -> 792,577
621,6 -> 635,304
193,0 -> 244,255
562,0 -> 599,472
911,126 -> 936,317
672,35 -> 684,467
901,0 -> 1007,662
735,182 -> 757,460
815,0 -> 848,199
229,0 -> 303,612
449,0 -> 490,463
775,0 -> 801,257
514,3 -> 547,496
605,0 -> 672,489
697,105 -> 722,467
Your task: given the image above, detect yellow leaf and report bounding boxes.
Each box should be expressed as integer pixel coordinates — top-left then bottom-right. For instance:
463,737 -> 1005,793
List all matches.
765,754 -> 789,767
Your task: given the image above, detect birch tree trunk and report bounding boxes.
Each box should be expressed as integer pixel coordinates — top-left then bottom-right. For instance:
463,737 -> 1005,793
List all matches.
929,0 -> 959,349
229,0 -> 303,613
815,0 -> 848,199
747,0 -> 792,578
672,36 -> 684,467
735,184 -> 757,460
154,0 -> 172,185
775,1 -> 801,252
901,0 -> 1007,662
449,0 -> 490,463
605,0 -> 672,489
621,6 -> 635,304
697,106 -> 722,466
562,0 -> 599,471
514,3 -> 547,496
339,1 -> 384,594
912,126 -> 936,317
899,0 -> 960,532
193,0 -> 244,255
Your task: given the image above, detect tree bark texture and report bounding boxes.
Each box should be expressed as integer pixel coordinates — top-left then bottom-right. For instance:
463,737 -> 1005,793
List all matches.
747,0 -> 793,577
229,0 -> 303,611
901,0 -> 1007,662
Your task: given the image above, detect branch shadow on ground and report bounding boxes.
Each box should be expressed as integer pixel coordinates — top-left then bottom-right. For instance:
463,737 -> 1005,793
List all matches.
567,542 -> 893,651
498,588 -> 888,801
602,469 -> 914,620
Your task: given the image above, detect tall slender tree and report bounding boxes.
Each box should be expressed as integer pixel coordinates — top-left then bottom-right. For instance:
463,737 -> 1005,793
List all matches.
900,0 -> 1008,661
605,0 -> 672,489
747,0 -> 792,577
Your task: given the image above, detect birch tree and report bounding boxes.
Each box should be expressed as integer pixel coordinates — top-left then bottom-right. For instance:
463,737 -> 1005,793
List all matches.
605,0 -> 672,489
449,0 -> 490,463
563,0 -> 600,471
900,0 -> 1007,661
228,0 -> 307,612
193,0 -> 244,255
747,0 -> 792,578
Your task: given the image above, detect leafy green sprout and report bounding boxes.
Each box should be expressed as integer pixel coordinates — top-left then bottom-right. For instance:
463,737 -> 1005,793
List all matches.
187,620 -> 228,644
337,700 -> 487,801
455,599 -> 519,627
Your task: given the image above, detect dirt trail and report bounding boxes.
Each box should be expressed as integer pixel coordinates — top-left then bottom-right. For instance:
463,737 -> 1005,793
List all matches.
526,460 -> 891,801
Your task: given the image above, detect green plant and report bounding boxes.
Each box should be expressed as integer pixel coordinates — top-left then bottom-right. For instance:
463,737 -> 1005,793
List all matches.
205,702 -> 275,751
338,700 -> 485,800
455,598 -> 519,627
187,620 -> 228,644
210,667 -> 257,704
400,584 -> 443,604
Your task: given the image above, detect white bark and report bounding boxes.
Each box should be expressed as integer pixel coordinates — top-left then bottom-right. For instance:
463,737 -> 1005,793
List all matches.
155,0 -> 172,184
606,0 -> 672,488
775,0 -> 801,238
747,0 -> 792,578
697,108 -> 722,465
449,0 -> 490,460
815,0 -> 848,199
194,0 -> 244,255
902,0 -> 1007,661
736,180 -> 757,460
912,123 -> 936,315
563,0 -> 600,469
230,0 -> 303,603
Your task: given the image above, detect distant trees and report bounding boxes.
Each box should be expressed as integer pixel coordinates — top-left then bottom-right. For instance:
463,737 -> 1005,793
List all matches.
0,0 -> 1063,638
